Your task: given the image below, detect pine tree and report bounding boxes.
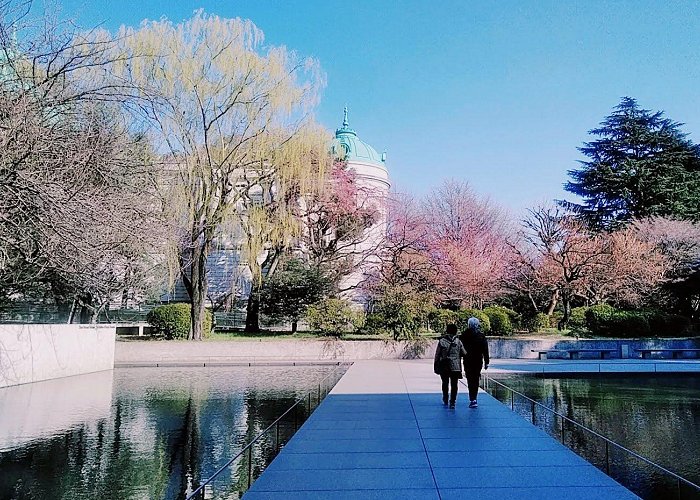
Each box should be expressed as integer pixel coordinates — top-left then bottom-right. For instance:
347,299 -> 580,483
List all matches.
562,97 -> 700,229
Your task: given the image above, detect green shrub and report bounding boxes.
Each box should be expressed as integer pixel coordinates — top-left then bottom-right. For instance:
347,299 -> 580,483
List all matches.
525,312 -> 551,332
456,309 -> 491,334
585,305 -> 692,338
586,305 -> 651,337
569,307 -> 589,331
363,312 -> 389,336
146,303 -> 212,339
306,298 -> 362,337
550,311 -> 564,329
428,309 -> 458,334
483,306 -> 513,336
584,304 -> 615,334
645,311 -> 691,337
612,311 -> 651,337
491,305 -> 521,330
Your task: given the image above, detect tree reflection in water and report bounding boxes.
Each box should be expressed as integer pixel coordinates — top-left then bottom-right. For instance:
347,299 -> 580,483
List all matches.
491,374 -> 700,500
0,365 -> 344,500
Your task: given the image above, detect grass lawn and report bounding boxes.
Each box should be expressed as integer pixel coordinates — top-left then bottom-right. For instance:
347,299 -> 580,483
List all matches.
206,330 -> 432,341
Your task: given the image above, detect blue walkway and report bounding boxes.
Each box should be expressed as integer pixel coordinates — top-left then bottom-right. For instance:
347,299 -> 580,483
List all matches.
245,360 -> 638,499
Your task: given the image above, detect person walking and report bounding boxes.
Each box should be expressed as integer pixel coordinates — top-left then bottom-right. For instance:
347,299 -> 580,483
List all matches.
460,317 -> 490,408
434,323 -> 466,409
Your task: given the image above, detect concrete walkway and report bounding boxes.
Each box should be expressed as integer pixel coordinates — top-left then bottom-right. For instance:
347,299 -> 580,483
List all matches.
244,360 -> 638,499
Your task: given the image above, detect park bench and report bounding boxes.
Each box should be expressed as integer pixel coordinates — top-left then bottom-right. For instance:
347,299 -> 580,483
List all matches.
531,348 -> 618,360
635,348 -> 700,359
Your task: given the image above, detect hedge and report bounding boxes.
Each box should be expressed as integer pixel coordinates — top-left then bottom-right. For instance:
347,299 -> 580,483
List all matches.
306,298 -> 362,336
483,306 -> 519,335
585,305 -> 692,338
428,309 -> 458,334
146,303 -> 212,339
527,312 -> 551,332
456,309 -> 491,335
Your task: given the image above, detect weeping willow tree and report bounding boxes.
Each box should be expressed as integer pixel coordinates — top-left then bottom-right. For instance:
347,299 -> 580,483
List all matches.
110,11 -> 330,338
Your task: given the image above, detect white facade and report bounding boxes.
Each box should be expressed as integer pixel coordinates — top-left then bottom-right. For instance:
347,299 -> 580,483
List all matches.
332,109 -> 391,304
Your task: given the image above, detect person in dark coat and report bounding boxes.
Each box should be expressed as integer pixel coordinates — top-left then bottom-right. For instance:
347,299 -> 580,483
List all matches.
434,323 -> 467,409
460,317 -> 490,408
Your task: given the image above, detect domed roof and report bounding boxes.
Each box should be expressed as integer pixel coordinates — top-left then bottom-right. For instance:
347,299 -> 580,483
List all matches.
332,107 -> 386,167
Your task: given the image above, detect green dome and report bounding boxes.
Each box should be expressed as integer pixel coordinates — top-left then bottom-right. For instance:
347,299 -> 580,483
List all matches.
332,107 -> 386,166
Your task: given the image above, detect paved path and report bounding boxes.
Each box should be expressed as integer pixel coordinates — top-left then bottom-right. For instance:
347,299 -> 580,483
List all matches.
245,359 -> 638,499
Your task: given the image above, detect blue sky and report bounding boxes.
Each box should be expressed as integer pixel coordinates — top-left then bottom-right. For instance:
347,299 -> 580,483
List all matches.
44,0 -> 700,217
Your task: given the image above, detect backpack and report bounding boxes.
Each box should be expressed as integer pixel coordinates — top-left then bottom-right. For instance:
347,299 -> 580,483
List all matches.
438,338 -> 456,371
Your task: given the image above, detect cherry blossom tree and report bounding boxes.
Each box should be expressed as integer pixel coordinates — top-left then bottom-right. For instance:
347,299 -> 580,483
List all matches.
517,206 -> 670,327
631,217 -> 700,317
422,180 -> 514,307
301,161 -> 380,292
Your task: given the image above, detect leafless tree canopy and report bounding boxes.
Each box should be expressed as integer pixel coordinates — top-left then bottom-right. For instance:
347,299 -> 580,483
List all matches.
0,1 -> 167,321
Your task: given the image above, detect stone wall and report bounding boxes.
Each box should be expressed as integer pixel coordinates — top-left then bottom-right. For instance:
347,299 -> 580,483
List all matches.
0,324 -> 116,388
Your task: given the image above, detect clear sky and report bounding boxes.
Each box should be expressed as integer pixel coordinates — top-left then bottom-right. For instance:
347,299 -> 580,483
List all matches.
42,0 -> 700,217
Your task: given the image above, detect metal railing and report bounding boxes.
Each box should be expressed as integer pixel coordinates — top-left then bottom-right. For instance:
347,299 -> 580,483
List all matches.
186,362 -> 351,500
479,374 -> 700,500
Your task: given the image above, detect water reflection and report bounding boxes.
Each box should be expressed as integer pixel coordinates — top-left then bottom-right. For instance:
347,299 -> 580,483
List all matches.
0,365 -> 343,500
490,374 -> 700,500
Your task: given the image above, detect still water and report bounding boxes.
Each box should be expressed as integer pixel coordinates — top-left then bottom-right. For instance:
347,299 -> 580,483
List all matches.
489,374 -> 700,500
0,365 -> 346,500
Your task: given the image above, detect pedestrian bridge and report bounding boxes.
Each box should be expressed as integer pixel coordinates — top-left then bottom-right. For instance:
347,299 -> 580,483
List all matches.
244,359 -> 637,499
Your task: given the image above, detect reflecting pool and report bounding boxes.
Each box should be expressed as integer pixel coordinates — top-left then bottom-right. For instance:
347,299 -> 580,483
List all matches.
0,364 -> 347,500
489,374 -> 700,500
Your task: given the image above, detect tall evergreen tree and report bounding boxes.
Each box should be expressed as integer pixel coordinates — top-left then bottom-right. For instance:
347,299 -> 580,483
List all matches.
562,97 -> 700,229
259,259 -> 330,333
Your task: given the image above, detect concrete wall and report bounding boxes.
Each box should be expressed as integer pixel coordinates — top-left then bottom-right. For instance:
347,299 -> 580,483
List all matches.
0,324 -> 116,388
488,337 -> 700,359
115,337 -> 700,365
115,338 -> 432,365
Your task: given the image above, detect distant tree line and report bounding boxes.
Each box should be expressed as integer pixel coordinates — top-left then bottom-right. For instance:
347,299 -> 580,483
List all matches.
361,97 -> 700,338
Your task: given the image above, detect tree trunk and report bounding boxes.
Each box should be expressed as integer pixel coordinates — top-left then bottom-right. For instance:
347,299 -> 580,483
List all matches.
68,298 -> 78,324
558,291 -> 571,330
244,249 -> 280,333
546,289 -> 559,316
78,294 -> 98,324
291,320 -> 298,333
189,241 -> 209,340
245,276 -> 261,333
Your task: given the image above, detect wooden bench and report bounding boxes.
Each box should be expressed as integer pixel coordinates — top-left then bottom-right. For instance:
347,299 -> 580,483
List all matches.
636,348 -> 700,359
531,349 -> 617,360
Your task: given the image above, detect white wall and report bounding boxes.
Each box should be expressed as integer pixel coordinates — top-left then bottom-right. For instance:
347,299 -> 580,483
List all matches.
0,324 -> 115,388
0,369 -> 113,450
